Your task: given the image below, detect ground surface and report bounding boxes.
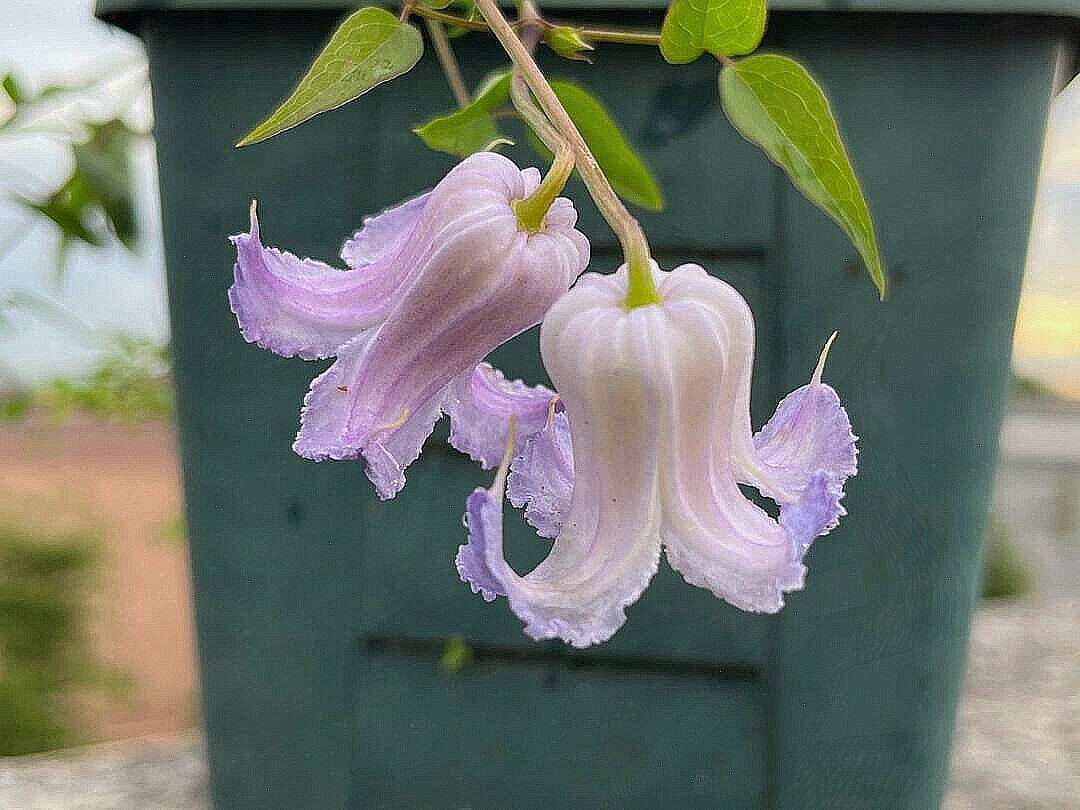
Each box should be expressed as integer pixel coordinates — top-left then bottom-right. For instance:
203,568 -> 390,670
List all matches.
0,413 -> 197,742
1,598 -> 1075,809
943,599 -> 1079,810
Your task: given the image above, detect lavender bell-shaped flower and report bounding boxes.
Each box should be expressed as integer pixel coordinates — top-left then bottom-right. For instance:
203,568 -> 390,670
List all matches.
457,263 -> 857,647
228,152 -> 589,499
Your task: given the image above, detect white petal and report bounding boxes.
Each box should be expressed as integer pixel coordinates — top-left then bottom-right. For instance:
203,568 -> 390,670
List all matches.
459,281 -> 664,647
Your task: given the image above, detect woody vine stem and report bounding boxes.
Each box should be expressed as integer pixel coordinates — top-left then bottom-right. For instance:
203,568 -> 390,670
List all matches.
408,5 -> 663,47
470,0 -> 661,308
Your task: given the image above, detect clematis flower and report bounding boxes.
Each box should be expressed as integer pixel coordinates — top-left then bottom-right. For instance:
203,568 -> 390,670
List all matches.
228,151 -> 589,499
457,263 -> 857,647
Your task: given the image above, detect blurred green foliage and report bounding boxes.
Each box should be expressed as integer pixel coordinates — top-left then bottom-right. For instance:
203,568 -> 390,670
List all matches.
0,391 -> 32,422
1,74 -> 21,105
2,71 -> 143,279
1010,373 -> 1062,404
0,525 -> 118,756
439,635 -> 474,674
37,338 -> 172,422
155,511 -> 187,548
980,517 -> 1032,601
0,337 -> 172,424
24,119 -> 139,277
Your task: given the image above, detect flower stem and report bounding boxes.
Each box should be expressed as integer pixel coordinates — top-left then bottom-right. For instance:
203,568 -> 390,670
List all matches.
473,0 -> 660,307
424,19 -> 470,108
510,72 -> 562,157
507,17 -> 573,233
409,5 -> 663,48
579,27 -> 661,46
511,81 -> 573,232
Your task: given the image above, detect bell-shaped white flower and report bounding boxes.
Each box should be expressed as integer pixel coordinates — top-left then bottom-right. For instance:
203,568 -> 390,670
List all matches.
458,263 -> 857,647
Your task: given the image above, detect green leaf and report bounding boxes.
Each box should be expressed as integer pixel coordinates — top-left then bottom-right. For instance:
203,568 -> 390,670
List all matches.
25,174 -> 103,248
720,54 -> 885,297
660,0 -> 766,64
545,80 -> 664,211
73,120 -> 138,249
413,71 -> 512,157
22,119 -> 140,261
1,74 -> 22,104
237,7 -> 423,147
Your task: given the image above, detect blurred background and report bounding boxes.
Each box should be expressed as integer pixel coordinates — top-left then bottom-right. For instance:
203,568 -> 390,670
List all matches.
0,0 -> 1075,808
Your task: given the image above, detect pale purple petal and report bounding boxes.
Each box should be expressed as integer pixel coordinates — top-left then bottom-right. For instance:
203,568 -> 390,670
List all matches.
445,362 -> 557,469
291,334 -> 375,463
743,380 -> 858,505
635,269 -> 800,613
228,202 -> 418,360
340,192 -> 430,269
520,166 -> 542,195
458,485 -> 509,603
658,263 -> 760,482
728,336 -> 857,568
779,469 -> 845,564
507,410 -> 573,538
641,268 -> 855,611
291,335 -> 451,499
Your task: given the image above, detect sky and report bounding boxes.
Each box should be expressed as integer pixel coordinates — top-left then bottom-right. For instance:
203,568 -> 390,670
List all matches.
0,0 -> 1077,399
1014,74 -> 1080,400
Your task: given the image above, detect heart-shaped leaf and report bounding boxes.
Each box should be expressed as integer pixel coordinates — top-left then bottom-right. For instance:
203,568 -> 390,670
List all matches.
237,7 -> 423,147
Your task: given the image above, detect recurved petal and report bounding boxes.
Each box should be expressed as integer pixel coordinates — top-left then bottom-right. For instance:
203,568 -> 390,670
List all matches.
445,363 -> 557,469
291,332 -> 377,463
507,409 -> 573,538
457,410 -> 662,648
228,202 -> 415,360
458,484 -> 509,602
340,192 -> 430,269
741,340 -> 858,506
361,392 -> 448,501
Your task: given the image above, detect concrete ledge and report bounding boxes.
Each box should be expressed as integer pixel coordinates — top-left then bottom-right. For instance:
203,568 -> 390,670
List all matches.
1,599 -> 1076,809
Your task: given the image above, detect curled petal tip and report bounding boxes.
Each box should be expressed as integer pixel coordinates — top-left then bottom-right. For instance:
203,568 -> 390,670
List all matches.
457,413 -> 515,603
507,409 -> 573,539
813,330 -> 839,385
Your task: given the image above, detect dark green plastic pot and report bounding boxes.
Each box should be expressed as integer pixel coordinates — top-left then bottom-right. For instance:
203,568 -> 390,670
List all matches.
97,1 -> 1078,806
